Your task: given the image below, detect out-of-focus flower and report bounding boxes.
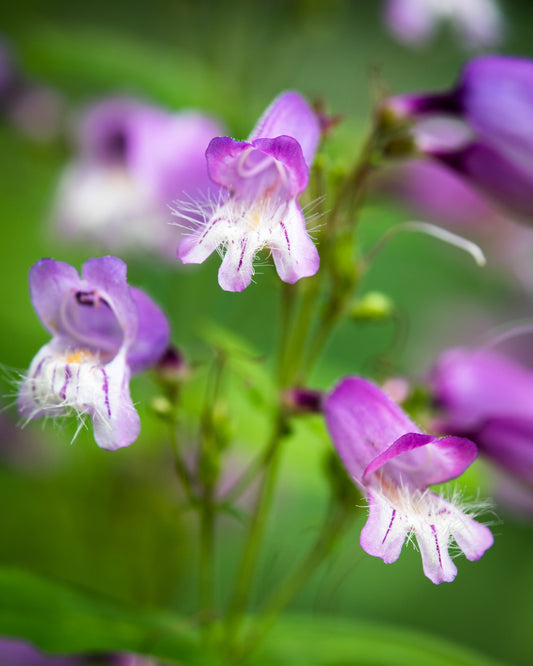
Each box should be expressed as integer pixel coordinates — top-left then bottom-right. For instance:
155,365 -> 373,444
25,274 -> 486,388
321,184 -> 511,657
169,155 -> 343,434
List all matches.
430,347 -> 533,485
176,91 -> 321,292
383,0 -> 503,48
0,638 -> 154,666
0,37 -> 63,141
18,256 -> 169,450
375,158 -> 502,229
386,56 -> 533,220
54,97 -> 224,259
324,376 -> 493,583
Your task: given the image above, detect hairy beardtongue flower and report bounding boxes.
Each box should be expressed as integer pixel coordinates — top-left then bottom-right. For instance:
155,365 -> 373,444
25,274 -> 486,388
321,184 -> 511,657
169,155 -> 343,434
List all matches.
54,96 -> 224,259
17,257 -> 170,451
324,377 -> 493,583
385,56 -> 533,220
176,90 -> 321,291
383,0 -> 503,49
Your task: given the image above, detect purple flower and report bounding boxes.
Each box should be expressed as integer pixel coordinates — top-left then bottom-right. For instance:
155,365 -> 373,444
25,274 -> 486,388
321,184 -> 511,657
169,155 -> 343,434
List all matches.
0,638 -> 82,665
0,639 -> 151,666
430,347 -> 533,485
54,97 -> 224,259
176,91 -> 321,292
324,376 -> 493,583
387,56 -> 533,219
384,0 -> 503,49
376,158 -> 502,229
18,256 -> 170,450
0,37 -> 63,141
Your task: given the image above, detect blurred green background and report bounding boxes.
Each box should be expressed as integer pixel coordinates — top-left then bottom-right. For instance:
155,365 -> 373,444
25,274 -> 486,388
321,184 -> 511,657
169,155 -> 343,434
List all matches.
1,1 -> 533,664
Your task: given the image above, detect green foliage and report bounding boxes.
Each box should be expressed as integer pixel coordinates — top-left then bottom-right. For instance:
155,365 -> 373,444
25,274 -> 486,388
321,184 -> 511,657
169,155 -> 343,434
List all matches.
0,567 -> 502,666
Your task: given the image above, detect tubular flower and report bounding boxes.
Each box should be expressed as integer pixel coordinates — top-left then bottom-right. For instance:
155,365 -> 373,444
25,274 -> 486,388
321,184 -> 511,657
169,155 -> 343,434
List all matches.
54,96 -> 224,259
383,0 -> 503,49
386,56 -> 533,219
176,90 -> 321,292
430,347 -> 533,486
324,376 -> 493,583
18,257 -> 170,450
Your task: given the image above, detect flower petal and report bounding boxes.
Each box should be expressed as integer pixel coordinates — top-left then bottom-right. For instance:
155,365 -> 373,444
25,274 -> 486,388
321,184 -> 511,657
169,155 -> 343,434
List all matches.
247,91 -> 320,168
127,287 -> 170,374
324,376 -> 421,485
269,200 -> 319,283
90,350 -> 140,451
218,235 -> 258,292
360,490 -> 409,564
363,432 -> 478,488
29,258 -> 81,336
81,256 -> 138,343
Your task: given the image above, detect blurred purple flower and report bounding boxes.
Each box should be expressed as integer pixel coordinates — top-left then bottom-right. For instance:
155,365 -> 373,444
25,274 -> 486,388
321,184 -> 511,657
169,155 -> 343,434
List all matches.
376,158 -> 502,229
0,638 -> 82,665
176,91 -> 321,291
430,347 -> 533,486
387,56 -> 533,219
18,256 -> 169,450
54,97 -> 224,259
383,0 -> 503,48
324,376 -> 493,583
0,37 -> 63,141
0,639 -> 154,666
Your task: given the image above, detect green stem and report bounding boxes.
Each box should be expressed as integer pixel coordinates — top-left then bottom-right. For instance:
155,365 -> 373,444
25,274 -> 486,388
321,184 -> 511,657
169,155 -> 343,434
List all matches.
277,274 -> 324,387
168,424 -> 198,505
199,485 -> 216,643
224,412 -> 288,645
237,498 -> 353,661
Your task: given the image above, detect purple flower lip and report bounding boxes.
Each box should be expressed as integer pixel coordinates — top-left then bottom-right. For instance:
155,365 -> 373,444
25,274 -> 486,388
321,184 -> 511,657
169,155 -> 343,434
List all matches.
324,376 -> 493,583
387,55 -> 533,219
176,91 -> 321,291
18,256 -> 170,450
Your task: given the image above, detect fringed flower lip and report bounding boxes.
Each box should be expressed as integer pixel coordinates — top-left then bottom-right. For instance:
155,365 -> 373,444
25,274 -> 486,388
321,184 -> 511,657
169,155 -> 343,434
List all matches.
176,90 -> 321,292
18,256 -> 170,450
324,376 -> 494,583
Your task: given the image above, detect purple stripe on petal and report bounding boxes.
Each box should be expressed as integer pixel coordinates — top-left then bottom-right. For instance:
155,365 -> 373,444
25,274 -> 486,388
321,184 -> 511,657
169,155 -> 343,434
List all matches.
382,508 -> 396,545
431,524 -> 443,569
59,364 -> 71,401
101,367 -> 112,417
279,220 -> 290,251
237,237 -> 248,272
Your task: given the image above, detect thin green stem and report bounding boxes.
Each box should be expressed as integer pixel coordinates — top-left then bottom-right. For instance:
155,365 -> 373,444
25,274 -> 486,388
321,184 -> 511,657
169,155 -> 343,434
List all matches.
277,282 -> 298,385
199,485 -> 216,643
236,498 -> 353,661
280,275 -> 321,386
168,424 -> 198,505
224,414 -> 287,645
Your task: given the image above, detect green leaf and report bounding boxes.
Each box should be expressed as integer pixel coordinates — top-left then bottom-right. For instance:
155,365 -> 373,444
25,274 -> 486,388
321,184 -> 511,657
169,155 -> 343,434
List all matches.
0,568 -> 502,666
253,614 -> 504,666
0,567 -> 218,665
